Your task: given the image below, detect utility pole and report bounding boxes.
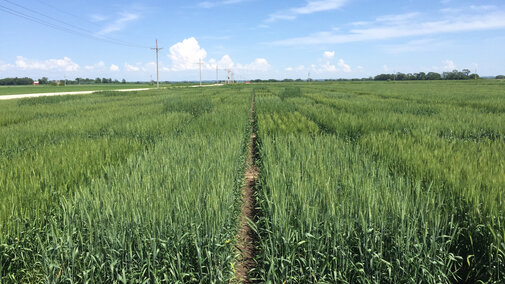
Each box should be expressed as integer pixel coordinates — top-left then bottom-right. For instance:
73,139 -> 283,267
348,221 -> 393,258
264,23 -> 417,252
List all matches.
151,39 -> 163,88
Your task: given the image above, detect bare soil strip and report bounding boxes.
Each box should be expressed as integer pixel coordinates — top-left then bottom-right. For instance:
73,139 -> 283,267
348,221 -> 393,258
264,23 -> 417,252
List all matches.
234,94 -> 259,283
0,88 -> 151,101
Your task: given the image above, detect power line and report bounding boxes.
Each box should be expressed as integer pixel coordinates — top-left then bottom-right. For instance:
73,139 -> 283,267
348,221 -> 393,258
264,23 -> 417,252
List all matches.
37,0 -> 102,28
4,0 -> 97,36
0,0 -> 149,49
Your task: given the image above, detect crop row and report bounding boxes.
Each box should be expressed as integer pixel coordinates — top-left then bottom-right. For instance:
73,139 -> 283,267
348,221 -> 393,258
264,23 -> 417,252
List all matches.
254,82 -> 504,282
0,87 -> 251,282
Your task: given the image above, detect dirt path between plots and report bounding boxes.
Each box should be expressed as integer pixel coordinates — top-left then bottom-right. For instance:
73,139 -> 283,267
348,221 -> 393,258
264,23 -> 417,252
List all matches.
234,94 -> 259,283
0,88 -> 152,100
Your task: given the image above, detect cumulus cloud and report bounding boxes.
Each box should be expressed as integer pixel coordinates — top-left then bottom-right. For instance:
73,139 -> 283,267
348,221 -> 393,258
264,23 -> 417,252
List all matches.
167,37 -> 269,74
85,61 -> 105,70
338,59 -> 351,72
237,58 -> 271,71
168,37 -> 207,71
124,63 -> 140,71
323,51 -> 335,59
309,53 -> 352,74
0,61 -> 13,71
109,64 -> 119,71
319,61 -> 337,72
217,54 -> 235,68
14,56 -> 79,71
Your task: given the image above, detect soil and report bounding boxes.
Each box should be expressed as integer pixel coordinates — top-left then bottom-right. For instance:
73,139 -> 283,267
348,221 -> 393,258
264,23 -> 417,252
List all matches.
234,95 -> 259,283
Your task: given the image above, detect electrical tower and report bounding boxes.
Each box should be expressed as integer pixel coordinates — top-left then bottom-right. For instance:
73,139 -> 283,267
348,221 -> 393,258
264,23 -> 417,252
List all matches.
151,39 -> 163,88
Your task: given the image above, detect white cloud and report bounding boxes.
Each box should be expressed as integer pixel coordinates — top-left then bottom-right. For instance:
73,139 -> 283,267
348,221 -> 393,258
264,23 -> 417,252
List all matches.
338,59 -> 351,72
97,12 -> 140,35
309,53 -> 352,74
318,61 -> 337,72
217,54 -> 235,68
109,64 -> 119,71
85,61 -> 105,70
125,63 -> 140,72
237,58 -> 270,71
323,51 -> 335,59
267,0 -> 347,22
272,10 -> 505,45
169,37 -> 207,71
143,62 -> 156,72
0,61 -> 13,71
165,37 -> 269,78
14,56 -> 79,71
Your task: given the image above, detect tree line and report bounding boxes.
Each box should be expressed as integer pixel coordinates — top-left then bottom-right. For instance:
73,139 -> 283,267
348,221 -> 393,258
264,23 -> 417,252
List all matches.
374,69 -> 480,81
0,77 -> 127,86
0,77 -> 34,85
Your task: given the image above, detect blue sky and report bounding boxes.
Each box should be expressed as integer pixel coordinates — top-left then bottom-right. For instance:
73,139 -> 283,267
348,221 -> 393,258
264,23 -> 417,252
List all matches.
1,0 -> 505,81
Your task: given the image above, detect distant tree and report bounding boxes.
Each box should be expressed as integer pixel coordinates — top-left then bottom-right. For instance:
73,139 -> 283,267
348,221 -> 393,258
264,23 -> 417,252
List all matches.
121,78 -> 126,84
95,77 -> 101,84
426,72 -> 442,80
38,77 -> 49,84
0,77 -> 34,85
462,69 -> 471,77
496,75 -> 505,79
101,78 -> 108,84
415,72 -> 426,80
374,74 -> 393,81
396,72 -> 407,80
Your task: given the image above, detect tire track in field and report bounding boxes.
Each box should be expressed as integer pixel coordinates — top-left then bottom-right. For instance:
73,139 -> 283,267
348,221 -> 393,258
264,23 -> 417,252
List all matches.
234,92 -> 259,283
